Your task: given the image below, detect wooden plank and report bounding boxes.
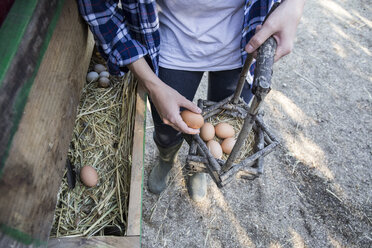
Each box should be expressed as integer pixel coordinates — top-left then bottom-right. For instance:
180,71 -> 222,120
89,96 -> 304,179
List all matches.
126,85 -> 147,236
47,236 -> 140,248
0,0 -> 65,172
0,0 -> 94,246
0,230 -> 44,248
0,0 -> 46,84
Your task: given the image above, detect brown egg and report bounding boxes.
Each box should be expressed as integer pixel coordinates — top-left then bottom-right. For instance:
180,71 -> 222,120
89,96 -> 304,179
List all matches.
207,140 -> 223,159
215,123 -> 235,139
80,166 -> 98,187
200,122 -> 215,141
221,137 -> 236,155
94,64 -> 106,73
181,110 -> 204,129
98,77 -> 110,88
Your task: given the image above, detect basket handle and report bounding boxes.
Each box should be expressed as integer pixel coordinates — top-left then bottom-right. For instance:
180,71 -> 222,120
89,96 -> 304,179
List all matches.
251,37 -> 277,103
232,2 -> 280,104
224,3 -> 280,172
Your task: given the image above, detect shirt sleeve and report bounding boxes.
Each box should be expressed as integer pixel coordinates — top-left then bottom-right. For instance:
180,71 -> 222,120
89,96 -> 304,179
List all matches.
243,0 -> 281,77
77,0 -> 148,75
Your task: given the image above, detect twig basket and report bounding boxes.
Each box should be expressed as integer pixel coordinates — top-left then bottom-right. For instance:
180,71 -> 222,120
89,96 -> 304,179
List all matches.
185,37 -> 280,187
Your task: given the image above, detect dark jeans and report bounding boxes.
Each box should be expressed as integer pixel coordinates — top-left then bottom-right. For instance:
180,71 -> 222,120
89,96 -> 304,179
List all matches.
150,67 -> 253,148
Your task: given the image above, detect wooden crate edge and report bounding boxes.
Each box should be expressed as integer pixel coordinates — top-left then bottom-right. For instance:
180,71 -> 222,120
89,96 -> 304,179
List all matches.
126,85 -> 146,236
48,235 -> 140,248
0,0 -> 94,245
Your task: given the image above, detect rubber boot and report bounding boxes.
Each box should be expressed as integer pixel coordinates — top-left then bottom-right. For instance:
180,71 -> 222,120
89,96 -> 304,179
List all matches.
148,141 -> 183,194
187,173 -> 207,202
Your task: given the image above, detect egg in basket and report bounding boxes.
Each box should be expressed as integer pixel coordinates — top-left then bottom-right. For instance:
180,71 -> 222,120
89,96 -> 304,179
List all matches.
182,37 -> 280,188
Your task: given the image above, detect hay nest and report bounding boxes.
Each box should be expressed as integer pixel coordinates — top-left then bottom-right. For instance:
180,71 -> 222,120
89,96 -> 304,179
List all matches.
207,111 -> 256,163
50,55 -> 137,237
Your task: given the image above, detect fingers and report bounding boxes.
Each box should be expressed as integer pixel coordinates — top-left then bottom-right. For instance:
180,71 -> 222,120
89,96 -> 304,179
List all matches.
252,50 -> 258,60
179,97 -> 202,114
162,117 -> 182,132
255,25 -> 262,32
157,90 -> 201,134
174,115 -> 200,134
163,115 -> 200,135
274,36 -> 293,62
251,25 -> 261,59
245,23 -> 274,54
248,26 -> 293,62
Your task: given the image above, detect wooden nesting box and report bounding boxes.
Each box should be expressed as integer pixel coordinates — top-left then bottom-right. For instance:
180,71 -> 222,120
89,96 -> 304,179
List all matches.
0,0 -> 145,247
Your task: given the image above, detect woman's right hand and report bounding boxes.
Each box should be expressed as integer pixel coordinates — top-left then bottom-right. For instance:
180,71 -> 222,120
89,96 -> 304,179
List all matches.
128,58 -> 201,134
149,83 -> 201,134
245,0 -> 305,62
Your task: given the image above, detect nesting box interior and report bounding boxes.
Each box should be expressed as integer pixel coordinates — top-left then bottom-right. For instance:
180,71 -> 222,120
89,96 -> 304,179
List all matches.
0,0 -> 145,247
50,54 -> 137,238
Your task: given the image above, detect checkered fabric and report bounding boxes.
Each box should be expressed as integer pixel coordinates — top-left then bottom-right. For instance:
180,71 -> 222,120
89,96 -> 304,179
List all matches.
78,0 -> 279,76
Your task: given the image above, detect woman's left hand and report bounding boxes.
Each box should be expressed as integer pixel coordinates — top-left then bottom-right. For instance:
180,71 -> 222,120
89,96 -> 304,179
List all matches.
245,0 -> 306,62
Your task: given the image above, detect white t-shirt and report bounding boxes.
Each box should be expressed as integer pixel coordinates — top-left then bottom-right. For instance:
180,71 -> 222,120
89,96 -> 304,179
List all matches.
157,0 -> 245,71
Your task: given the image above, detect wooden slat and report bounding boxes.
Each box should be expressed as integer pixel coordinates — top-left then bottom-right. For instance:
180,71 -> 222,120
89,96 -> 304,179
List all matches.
0,0 -> 51,84
0,0 -> 94,246
47,236 -> 140,248
0,231 -> 42,248
0,0 -> 64,172
126,85 -> 147,236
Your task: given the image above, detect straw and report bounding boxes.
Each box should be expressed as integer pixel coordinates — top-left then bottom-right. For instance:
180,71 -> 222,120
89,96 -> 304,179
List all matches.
206,112 -> 256,163
50,53 -> 137,237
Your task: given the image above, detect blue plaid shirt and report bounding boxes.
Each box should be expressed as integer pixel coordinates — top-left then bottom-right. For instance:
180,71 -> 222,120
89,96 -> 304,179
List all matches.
78,0 -> 279,76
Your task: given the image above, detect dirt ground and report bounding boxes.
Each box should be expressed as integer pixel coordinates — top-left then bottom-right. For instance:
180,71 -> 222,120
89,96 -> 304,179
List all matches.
141,0 -> 372,247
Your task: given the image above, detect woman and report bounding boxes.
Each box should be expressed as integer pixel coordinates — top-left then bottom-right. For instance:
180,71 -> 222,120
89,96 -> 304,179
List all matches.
78,0 -> 305,201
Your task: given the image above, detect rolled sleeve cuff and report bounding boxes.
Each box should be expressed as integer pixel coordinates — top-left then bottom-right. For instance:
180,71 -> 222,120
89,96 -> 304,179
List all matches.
107,39 -> 148,76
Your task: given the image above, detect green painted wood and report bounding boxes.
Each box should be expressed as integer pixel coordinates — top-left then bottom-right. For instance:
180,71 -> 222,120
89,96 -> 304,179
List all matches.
0,0 -> 65,176
0,225 -> 46,247
0,0 -> 38,86
0,0 -> 94,245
